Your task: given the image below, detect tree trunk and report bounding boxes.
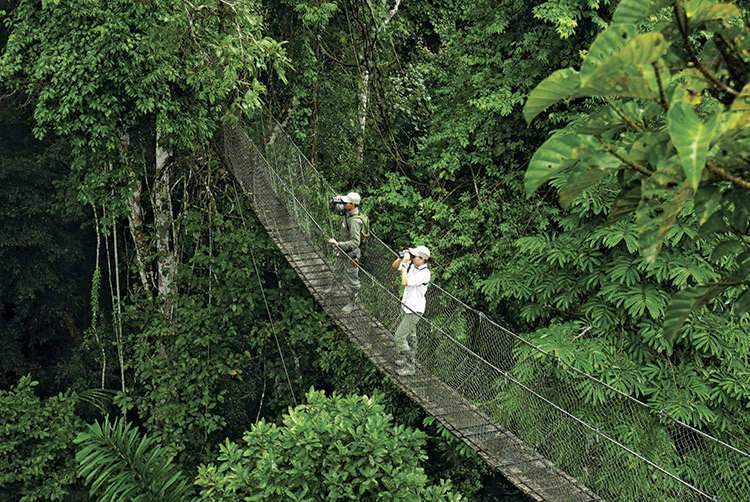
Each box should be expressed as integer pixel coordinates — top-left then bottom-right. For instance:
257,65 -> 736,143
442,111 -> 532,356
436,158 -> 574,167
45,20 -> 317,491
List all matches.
153,135 -> 177,321
354,67 -> 369,163
352,0 -> 400,163
121,130 -> 154,294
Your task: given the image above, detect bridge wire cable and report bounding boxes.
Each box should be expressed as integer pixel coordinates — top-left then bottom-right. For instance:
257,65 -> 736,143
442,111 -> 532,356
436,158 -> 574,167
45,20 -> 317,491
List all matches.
232,179 -> 298,407
243,133 -> 722,499
252,114 -> 750,456
253,111 -> 750,463
224,112 -> 750,501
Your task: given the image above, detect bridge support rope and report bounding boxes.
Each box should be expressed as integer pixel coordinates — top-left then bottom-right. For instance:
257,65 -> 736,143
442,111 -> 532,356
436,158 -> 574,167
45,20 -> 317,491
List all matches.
215,114 -> 750,502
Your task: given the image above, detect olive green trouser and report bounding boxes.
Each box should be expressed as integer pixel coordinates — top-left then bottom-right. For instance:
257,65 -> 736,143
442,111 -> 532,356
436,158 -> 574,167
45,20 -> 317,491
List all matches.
332,251 -> 360,295
394,312 -> 419,353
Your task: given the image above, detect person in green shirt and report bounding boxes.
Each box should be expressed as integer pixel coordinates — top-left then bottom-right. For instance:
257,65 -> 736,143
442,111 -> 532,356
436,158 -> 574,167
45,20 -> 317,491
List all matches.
325,192 -> 365,314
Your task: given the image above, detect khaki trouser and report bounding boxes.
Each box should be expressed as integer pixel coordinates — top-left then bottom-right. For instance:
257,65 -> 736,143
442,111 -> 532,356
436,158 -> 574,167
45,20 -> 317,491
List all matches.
395,312 -> 419,353
333,251 -> 360,294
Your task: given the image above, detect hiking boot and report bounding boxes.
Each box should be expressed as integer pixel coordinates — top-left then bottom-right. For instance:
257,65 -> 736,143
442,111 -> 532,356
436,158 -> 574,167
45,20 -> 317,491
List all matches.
397,364 -> 415,376
395,348 -> 413,368
322,284 -> 340,296
341,301 -> 358,314
341,292 -> 358,314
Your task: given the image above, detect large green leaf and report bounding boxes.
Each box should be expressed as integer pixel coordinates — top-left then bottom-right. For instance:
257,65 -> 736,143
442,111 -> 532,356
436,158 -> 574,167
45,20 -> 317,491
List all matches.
727,188 -> 750,234
575,106 -> 630,135
686,0 -> 741,28
733,289 -> 750,320
558,153 -> 620,208
667,102 -> 719,190
613,0 -> 672,24
725,252 -> 750,282
628,130 -> 669,166
581,61 -> 667,101
525,133 -> 601,196
693,186 -> 722,225
730,85 -> 750,111
697,210 -> 730,237
637,167 -> 694,263
524,68 -> 581,124
608,185 -> 642,224
581,24 -> 638,86
587,33 -> 669,86
663,284 -> 727,347
709,240 -> 746,262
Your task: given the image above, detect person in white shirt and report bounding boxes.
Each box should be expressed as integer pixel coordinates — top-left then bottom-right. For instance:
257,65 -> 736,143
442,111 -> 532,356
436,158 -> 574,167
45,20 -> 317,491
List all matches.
390,246 -> 431,376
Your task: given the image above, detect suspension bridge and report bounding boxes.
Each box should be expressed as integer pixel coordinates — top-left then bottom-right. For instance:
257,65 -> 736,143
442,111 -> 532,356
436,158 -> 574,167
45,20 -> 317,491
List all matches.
214,113 -> 750,502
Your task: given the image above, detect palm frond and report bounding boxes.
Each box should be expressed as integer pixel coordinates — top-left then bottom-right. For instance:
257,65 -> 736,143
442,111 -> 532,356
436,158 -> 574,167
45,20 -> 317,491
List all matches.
74,416 -> 193,502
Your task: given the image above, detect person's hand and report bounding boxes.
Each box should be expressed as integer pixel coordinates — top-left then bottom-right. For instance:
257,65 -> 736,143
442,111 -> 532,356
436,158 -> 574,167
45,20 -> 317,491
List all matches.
402,251 -> 410,263
328,238 -> 338,246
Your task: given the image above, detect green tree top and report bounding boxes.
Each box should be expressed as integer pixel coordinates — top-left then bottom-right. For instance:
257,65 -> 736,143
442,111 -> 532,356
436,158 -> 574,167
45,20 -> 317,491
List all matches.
524,0 -> 750,343
1,0 -> 287,188
195,388 -> 462,501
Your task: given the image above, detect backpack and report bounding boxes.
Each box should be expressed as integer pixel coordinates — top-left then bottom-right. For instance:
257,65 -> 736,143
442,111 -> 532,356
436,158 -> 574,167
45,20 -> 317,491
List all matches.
350,214 -> 370,244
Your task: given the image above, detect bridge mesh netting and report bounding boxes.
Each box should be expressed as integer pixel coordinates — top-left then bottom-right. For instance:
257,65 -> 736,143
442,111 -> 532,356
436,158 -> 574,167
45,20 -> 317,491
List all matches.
216,113 -> 750,502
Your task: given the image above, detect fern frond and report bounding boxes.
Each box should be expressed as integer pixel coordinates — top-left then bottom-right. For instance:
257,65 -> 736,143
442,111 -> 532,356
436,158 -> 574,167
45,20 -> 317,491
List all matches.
74,417 -> 193,502
607,256 -> 641,287
77,388 -> 116,414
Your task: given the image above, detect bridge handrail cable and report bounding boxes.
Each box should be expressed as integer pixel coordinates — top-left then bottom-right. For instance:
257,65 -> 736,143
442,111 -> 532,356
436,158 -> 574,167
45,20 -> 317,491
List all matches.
221,111 -> 750,502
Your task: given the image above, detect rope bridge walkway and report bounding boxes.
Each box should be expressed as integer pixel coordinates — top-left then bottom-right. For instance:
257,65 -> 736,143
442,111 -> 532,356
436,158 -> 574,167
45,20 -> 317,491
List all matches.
214,114 -> 750,502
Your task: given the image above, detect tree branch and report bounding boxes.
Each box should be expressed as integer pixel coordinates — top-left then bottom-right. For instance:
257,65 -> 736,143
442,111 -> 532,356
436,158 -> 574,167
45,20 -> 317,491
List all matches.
706,160 -> 750,189
653,61 -> 669,111
674,2 -> 738,98
599,140 -> 654,177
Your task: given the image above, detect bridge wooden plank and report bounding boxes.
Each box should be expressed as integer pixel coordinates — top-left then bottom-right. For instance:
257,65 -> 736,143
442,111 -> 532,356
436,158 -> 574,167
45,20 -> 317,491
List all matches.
235,162 -> 604,502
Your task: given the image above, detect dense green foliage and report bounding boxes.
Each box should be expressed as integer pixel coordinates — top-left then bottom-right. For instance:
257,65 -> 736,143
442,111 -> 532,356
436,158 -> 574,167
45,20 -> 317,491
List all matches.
0,98 -> 94,391
523,0 -> 750,341
505,0 -> 750,437
76,417 -> 193,502
3,0 -> 750,500
0,376 -> 83,501
196,389 -> 462,501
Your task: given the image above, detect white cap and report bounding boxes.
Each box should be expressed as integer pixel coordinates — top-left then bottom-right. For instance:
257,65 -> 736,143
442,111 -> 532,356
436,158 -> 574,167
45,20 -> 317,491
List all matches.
341,192 -> 361,205
409,246 -> 431,260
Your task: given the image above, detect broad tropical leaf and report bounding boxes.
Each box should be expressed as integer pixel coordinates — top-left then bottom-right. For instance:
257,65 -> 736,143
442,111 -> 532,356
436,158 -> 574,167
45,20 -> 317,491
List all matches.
693,186 -> 722,225
628,130 -> 670,166
608,185 -> 642,224
663,284 -> 727,347
734,289 -> 750,320
726,188 -> 750,234
637,168 -> 694,263
602,63 -> 665,100
576,104 -> 638,134
581,24 -> 638,86
697,210 -> 730,237
524,68 -> 582,124
587,33 -> 669,86
613,0 -> 672,24
709,240 -> 745,262
730,85 -> 750,111
686,0 -> 741,28
667,102 -> 719,189
559,153 -> 621,208
525,133 -> 601,196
